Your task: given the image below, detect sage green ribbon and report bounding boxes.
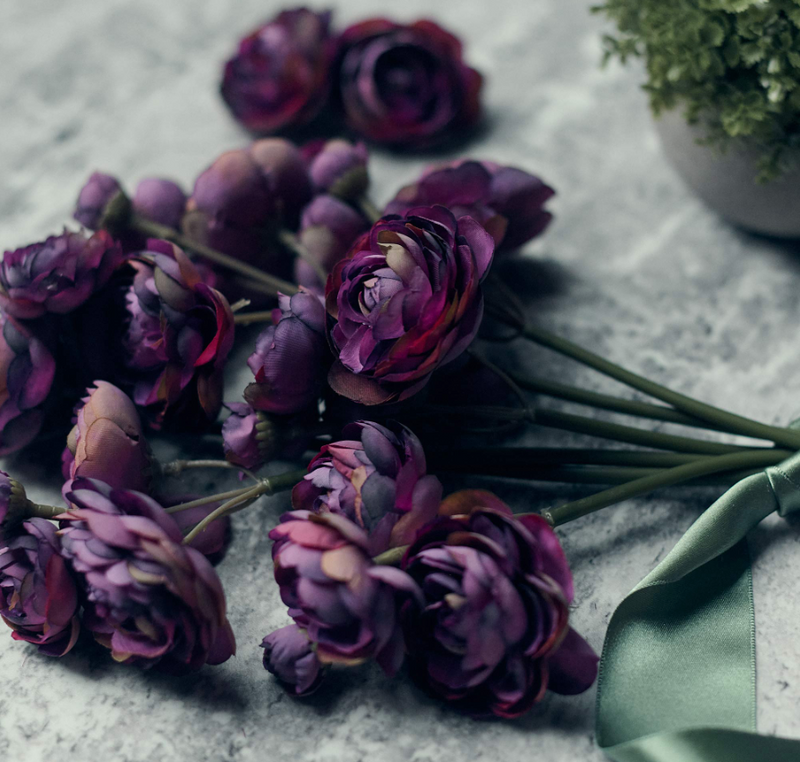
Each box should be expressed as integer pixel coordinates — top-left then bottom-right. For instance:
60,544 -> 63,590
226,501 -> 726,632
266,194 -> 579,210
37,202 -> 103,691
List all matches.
596,450 -> 800,761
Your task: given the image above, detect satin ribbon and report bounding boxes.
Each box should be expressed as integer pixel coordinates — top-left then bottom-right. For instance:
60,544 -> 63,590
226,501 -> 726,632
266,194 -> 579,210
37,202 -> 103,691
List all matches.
596,451 -> 800,761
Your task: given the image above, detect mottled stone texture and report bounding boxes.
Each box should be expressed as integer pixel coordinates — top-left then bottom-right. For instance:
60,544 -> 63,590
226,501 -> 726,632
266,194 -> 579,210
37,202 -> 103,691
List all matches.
2,1 -> 800,760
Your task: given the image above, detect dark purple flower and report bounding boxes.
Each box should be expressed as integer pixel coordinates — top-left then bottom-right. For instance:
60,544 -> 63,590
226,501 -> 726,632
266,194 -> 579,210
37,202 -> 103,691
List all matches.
221,9 -> 336,134
245,288 -> 327,415
0,229 -> 124,319
337,19 -> 482,147
132,178 -> 187,230
74,172 -> 123,231
293,421 -> 441,556
122,240 -> 235,426
270,509 -> 421,676
295,195 -> 368,292
303,139 -> 369,201
385,160 -> 555,252
62,381 -> 153,495
261,624 -> 324,696
402,490 -> 598,718
325,206 -> 494,405
0,312 -> 56,455
60,478 -> 236,671
0,517 -> 80,657
250,138 -> 313,227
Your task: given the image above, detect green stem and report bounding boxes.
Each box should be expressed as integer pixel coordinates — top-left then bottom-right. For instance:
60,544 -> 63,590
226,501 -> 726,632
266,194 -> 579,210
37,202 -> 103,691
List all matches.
130,215 -> 298,297
542,449 -> 787,527
233,311 -> 275,326
358,196 -> 382,224
161,459 -> 260,484
165,487 -> 253,514
277,229 -> 328,285
29,503 -> 69,520
508,317 -> 800,450
373,546 -> 407,566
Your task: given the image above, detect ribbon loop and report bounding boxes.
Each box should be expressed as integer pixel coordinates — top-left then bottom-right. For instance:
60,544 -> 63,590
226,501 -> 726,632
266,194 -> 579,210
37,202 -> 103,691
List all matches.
765,450 -> 800,518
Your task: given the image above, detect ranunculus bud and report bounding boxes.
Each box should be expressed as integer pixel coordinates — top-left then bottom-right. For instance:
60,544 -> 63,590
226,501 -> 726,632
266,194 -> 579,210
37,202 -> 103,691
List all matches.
294,195 -> 368,292
164,497 -> 231,562
325,206 -> 494,404
249,138 -> 313,226
401,490 -> 598,718
0,312 -> 56,455
221,9 -> 336,134
270,509 -> 421,676
293,421 -> 441,556
0,517 -> 80,656
74,172 -> 123,230
303,139 -> 369,201
222,402 -> 273,470
62,381 -> 153,494
0,230 -> 124,319
386,160 -> 555,252
337,19 -> 482,147
261,624 -> 324,696
245,288 -> 328,415
132,178 -> 187,230
60,478 -> 236,671
123,240 -> 235,427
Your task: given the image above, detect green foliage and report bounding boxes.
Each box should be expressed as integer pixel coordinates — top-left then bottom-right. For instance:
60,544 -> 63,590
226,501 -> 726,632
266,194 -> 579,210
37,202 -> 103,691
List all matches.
594,0 -> 800,180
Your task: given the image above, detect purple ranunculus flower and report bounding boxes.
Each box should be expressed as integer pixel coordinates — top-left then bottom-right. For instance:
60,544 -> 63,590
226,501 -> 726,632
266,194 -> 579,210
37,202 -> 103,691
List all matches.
0,230 -> 124,320
292,421 -> 441,556
74,172 -> 123,230
222,402 -> 272,470
325,206 -> 494,405
132,178 -> 188,230
122,240 -> 235,427
261,623 -> 324,696
337,19 -> 482,147
221,9 -> 336,134
245,288 -> 328,415
270,509 -> 421,677
60,477 -> 236,671
385,160 -> 555,252
0,517 -> 81,656
401,490 -> 599,718
250,138 -> 313,227
294,195 -> 369,293
62,381 -> 153,495
303,139 -> 369,201
0,312 -> 56,455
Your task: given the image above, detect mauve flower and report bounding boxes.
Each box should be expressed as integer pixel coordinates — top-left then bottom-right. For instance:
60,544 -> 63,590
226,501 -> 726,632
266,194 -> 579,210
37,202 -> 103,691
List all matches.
293,421 -> 441,556
61,381 -> 153,495
270,509 -> 421,675
303,139 -> 369,201
60,478 -> 236,670
325,206 -> 493,405
0,312 -> 56,455
0,517 -> 80,657
74,172 -> 123,230
295,195 -> 368,292
337,19 -> 482,147
123,240 -> 235,426
385,160 -> 555,252
261,623 -> 324,696
401,490 -> 598,718
0,230 -> 124,319
250,138 -> 313,227
245,288 -> 327,415
132,178 -> 187,230
221,9 -> 336,134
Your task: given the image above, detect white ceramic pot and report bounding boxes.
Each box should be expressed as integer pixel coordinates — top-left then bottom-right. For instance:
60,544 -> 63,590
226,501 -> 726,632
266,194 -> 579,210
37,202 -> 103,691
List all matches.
654,108 -> 800,238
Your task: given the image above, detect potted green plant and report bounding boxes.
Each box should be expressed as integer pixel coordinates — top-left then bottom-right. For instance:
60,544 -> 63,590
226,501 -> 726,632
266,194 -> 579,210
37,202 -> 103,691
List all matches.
595,0 -> 800,237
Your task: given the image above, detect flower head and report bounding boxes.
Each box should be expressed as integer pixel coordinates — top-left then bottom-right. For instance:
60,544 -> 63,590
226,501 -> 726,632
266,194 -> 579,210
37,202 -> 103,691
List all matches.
337,19 -> 482,147
74,172 -> 123,231
132,178 -> 187,230
325,206 -> 493,404
261,624 -> 324,696
303,139 -> 369,201
385,160 -> 555,252
245,288 -> 328,415
0,517 -> 80,656
249,138 -> 313,227
401,490 -> 598,718
0,312 -> 56,455
0,230 -> 124,319
62,381 -> 153,494
123,240 -> 235,426
60,478 -> 236,670
270,509 -> 420,676
293,421 -> 441,556
221,9 -> 336,134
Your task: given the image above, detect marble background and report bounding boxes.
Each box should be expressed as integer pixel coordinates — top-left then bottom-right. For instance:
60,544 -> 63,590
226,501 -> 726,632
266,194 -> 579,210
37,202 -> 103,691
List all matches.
3,0 -> 800,760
